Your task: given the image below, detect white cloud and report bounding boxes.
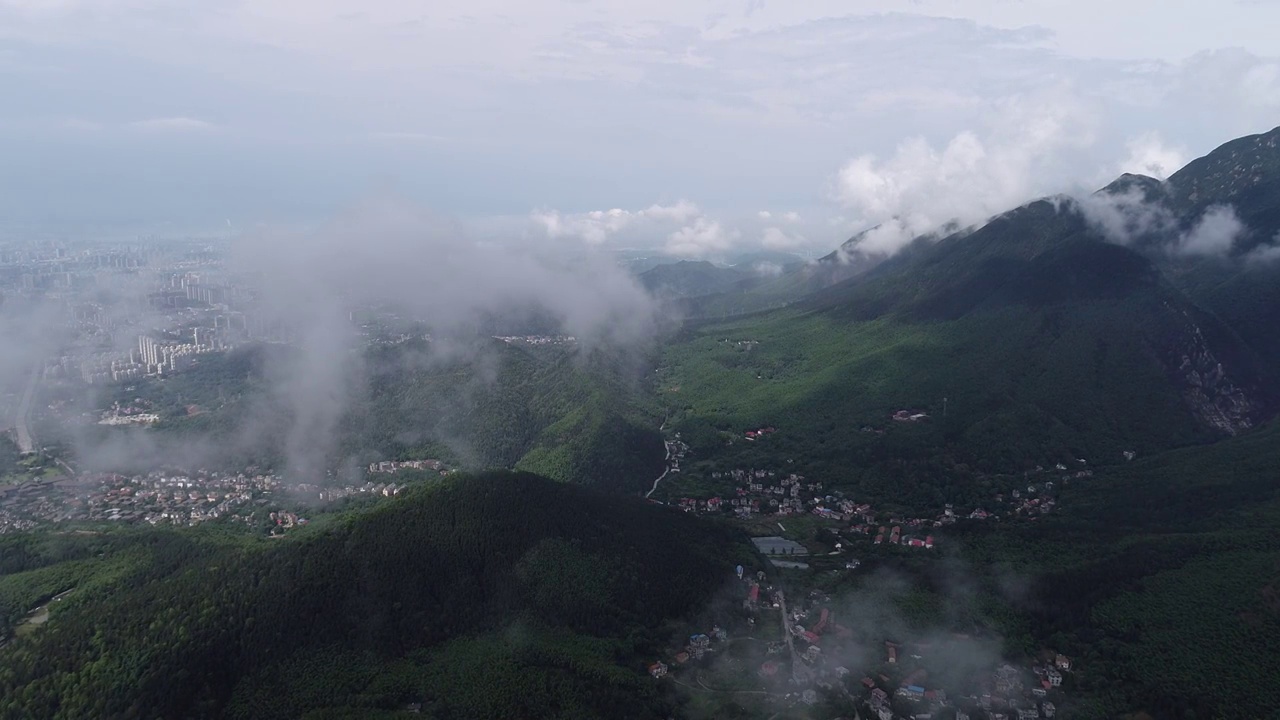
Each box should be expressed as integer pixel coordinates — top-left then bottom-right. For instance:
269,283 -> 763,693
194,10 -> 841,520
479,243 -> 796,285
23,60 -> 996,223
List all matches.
1247,237 -> 1280,263
832,89 -> 1096,255
533,207 -> 632,244
850,220 -> 917,256
665,217 -> 735,257
532,200 -> 701,245
760,226 -> 803,250
640,200 -> 700,224
1178,205 -> 1245,256
783,211 -> 801,222
752,260 -> 784,276
1077,187 -> 1178,245
127,116 -> 217,132
757,210 -> 772,220
1118,132 -> 1187,180
4,3 -> 1280,229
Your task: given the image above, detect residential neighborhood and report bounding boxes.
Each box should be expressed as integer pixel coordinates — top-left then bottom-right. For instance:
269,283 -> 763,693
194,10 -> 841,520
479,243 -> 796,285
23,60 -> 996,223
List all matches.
0,462 -> 443,534
650,567 -> 1078,720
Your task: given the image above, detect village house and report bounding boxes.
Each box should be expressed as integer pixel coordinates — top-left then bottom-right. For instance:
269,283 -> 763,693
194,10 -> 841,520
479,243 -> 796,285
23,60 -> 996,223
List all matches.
687,634 -> 711,660
870,688 -> 889,709
896,685 -> 925,702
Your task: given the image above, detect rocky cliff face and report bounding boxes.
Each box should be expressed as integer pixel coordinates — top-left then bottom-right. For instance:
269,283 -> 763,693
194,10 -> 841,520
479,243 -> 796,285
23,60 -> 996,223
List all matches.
1163,306 -> 1258,435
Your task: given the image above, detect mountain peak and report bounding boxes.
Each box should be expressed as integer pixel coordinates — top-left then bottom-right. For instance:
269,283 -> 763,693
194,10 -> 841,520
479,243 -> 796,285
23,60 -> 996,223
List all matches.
1166,125 -> 1280,213
1098,173 -> 1163,198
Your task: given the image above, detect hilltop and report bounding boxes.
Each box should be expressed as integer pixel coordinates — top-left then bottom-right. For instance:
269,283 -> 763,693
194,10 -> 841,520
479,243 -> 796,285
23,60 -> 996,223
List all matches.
968,419 -> 1280,718
83,338 -> 666,493
638,260 -> 754,299
0,471 -> 750,719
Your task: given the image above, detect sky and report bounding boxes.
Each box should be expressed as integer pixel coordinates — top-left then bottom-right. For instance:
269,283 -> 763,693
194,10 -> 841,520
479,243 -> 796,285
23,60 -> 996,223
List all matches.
2,0 -> 1279,259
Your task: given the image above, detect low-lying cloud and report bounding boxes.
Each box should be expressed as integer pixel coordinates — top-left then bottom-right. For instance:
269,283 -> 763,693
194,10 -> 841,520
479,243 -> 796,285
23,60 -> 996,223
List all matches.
532,201 -> 700,245
1247,233 -> 1280,263
533,201 -> 753,259
1117,132 -> 1187,180
760,226 -> 805,251
232,195 -> 664,480
831,90 -> 1098,256
665,217 -> 736,258
1076,186 -> 1178,245
1077,184 -> 1251,258
1178,205 -> 1245,256
2,194 -> 668,483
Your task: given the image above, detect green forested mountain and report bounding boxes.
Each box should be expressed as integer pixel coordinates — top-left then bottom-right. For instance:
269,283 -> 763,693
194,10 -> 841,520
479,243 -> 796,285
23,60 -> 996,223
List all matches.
961,420 -> 1280,719
0,472 -> 748,720
658,129 -> 1280,508
8,127 -> 1280,720
1143,127 -> 1280,371
350,340 -> 666,492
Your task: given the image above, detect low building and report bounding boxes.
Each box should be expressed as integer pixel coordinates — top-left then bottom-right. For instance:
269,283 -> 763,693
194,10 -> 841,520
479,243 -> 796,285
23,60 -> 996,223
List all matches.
750,536 -> 809,556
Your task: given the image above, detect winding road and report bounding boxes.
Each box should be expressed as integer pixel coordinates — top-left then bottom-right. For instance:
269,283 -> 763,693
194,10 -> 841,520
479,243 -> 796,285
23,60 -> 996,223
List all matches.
644,441 -> 674,499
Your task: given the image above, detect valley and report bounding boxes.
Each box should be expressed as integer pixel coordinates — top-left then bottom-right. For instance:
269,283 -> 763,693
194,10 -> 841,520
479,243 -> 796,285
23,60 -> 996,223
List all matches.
1,127 -> 1279,720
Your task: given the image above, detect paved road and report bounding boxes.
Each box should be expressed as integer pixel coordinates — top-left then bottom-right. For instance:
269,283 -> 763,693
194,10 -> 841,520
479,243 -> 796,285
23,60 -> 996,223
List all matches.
776,589 -> 801,680
644,441 -> 674,499
14,364 -> 39,454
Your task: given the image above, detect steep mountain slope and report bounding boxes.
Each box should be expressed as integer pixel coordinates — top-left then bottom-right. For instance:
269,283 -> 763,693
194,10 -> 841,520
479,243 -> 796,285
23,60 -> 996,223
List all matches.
0,472 -> 749,720
1140,126 -> 1280,370
659,129 -> 1280,504
983,420 -> 1280,719
1165,125 -> 1280,237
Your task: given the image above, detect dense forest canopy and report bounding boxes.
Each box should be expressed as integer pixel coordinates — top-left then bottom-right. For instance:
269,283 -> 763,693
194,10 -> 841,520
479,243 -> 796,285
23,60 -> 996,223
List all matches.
0,472 -> 749,719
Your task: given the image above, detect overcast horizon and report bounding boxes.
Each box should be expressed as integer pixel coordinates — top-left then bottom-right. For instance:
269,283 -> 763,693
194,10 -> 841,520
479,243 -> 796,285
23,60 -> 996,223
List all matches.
3,0 -> 1279,258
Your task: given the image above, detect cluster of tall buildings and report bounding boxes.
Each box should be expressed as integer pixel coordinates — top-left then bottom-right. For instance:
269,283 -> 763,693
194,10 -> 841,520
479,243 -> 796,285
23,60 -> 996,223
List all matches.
136,335 -> 208,376
42,330 -> 224,385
